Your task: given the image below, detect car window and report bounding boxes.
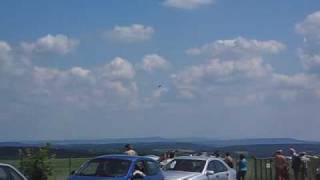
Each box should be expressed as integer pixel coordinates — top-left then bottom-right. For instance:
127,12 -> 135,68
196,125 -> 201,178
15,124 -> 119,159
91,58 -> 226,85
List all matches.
207,160 -> 228,173
166,159 -> 206,173
76,158 -> 131,177
0,166 -> 9,180
145,160 -> 159,176
7,168 -> 24,180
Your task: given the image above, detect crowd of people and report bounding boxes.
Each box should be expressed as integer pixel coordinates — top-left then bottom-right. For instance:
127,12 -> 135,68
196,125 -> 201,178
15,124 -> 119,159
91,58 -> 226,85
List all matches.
123,144 -> 316,180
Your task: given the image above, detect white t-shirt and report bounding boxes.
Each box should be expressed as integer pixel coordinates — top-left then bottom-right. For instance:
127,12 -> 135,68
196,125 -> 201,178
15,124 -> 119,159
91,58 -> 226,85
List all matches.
125,149 -> 137,156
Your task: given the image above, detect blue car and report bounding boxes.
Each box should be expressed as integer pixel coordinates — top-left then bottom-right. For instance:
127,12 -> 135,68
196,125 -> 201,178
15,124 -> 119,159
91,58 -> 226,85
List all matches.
68,154 -> 164,180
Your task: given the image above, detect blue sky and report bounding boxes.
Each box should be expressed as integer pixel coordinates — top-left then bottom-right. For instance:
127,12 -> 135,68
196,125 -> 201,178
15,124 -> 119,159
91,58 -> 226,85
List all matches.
1,0 -> 320,141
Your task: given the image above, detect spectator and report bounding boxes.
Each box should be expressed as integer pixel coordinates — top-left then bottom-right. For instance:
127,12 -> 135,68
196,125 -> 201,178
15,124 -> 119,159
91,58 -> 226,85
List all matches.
160,151 -> 175,167
133,162 -> 146,178
290,148 -> 301,180
124,144 -> 137,156
224,152 -> 235,168
237,154 -> 248,180
299,152 -> 309,180
274,150 -> 289,180
214,151 -> 220,158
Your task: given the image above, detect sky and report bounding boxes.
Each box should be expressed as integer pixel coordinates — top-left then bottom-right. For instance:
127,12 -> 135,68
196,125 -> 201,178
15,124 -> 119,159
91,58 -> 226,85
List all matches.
1,0 -> 320,141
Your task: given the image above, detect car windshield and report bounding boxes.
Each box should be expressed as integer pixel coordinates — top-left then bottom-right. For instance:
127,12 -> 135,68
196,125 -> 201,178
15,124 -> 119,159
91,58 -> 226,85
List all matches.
165,159 -> 206,173
75,158 -> 131,177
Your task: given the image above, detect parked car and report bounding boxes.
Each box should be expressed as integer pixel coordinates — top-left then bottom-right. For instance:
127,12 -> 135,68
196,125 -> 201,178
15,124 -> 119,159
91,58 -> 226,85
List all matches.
162,156 -> 236,180
0,163 -> 27,180
68,154 -> 164,180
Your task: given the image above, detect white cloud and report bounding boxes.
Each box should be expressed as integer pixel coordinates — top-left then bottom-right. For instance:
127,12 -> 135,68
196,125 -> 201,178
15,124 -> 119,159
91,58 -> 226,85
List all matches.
298,50 -> 320,70
144,87 -> 169,105
69,67 -> 91,78
272,73 -> 320,100
100,57 -> 136,80
296,11 -> 320,40
21,34 -> 79,55
106,24 -> 154,42
296,11 -> 320,71
172,57 -> 273,98
0,41 -> 11,53
0,41 -> 11,68
163,0 -> 215,10
186,37 -> 286,58
141,54 -> 169,72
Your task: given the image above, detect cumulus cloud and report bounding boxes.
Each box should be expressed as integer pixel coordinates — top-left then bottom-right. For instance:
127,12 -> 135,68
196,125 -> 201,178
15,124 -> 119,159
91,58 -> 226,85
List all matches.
163,0 -> 215,10
99,57 -> 136,80
21,34 -> 79,55
296,11 -> 320,71
186,37 -> 286,58
69,67 -> 91,78
272,73 -> 320,100
298,51 -> 320,70
141,54 -> 170,72
296,11 -> 320,41
0,41 -> 11,68
172,57 -> 273,98
106,24 -> 154,42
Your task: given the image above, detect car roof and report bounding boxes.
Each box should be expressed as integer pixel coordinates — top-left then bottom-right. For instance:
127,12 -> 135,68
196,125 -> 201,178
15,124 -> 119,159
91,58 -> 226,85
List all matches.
0,163 -> 15,167
94,154 -> 155,161
173,156 -> 222,161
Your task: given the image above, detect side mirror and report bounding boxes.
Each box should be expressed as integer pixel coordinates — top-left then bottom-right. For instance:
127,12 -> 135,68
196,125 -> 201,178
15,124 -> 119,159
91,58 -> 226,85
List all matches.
205,170 -> 215,176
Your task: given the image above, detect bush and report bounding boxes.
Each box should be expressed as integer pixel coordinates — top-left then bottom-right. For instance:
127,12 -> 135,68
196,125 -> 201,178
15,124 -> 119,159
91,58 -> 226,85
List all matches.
19,143 -> 55,180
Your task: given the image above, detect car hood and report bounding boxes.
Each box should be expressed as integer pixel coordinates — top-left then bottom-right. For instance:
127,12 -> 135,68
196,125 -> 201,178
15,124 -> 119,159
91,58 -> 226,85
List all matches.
68,176 -> 128,180
163,171 -> 202,180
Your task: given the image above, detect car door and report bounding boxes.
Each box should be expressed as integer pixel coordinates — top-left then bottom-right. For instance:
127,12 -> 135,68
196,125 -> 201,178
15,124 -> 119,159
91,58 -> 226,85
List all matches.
0,166 -> 9,180
0,165 -> 25,180
206,160 -> 229,180
144,160 -> 163,180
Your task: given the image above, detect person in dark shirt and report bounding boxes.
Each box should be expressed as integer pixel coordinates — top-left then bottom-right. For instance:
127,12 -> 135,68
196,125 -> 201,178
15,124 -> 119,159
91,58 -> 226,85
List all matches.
290,148 -> 301,180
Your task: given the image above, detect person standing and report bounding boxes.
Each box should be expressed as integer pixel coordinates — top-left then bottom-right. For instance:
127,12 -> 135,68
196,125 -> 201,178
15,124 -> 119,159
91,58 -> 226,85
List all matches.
290,148 -> 301,180
124,144 -> 138,156
299,152 -> 309,180
275,150 -> 289,180
224,152 -> 235,168
237,154 -> 248,180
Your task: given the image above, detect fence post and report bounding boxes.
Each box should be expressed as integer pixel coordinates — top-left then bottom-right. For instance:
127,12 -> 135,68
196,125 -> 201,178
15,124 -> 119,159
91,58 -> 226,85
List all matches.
69,156 -> 72,174
269,159 -> 273,180
254,157 -> 258,180
260,159 -> 263,180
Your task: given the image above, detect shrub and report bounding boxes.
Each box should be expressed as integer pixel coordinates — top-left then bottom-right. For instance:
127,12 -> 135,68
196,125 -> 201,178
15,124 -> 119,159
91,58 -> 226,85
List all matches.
19,143 -> 54,180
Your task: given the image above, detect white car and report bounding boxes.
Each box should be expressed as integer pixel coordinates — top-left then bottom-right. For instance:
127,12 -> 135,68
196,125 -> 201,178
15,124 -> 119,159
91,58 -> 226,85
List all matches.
0,163 -> 27,180
163,156 -> 236,180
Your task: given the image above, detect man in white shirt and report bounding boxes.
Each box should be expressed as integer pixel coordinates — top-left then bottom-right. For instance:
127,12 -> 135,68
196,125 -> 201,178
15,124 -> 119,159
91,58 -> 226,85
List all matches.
124,144 -> 138,156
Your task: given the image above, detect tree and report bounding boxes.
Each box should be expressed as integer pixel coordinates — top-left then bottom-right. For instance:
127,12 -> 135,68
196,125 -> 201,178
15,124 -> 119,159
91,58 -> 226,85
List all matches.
20,143 -> 54,180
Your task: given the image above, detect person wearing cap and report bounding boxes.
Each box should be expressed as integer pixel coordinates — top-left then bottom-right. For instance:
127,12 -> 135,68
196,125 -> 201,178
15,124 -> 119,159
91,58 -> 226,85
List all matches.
124,144 -> 138,156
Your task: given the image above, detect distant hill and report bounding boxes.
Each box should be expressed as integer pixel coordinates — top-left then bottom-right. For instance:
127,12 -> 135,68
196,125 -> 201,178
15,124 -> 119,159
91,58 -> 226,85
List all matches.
0,141 -> 319,159
1,137 -> 318,147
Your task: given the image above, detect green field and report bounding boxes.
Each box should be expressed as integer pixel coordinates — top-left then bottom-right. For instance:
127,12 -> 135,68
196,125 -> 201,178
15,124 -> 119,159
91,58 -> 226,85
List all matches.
0,158 -> 89,180
1,157 -> 319,180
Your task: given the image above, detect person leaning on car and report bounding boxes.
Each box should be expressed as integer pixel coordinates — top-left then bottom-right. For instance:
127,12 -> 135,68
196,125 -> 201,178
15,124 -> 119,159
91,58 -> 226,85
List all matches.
124,144 -> 138,156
